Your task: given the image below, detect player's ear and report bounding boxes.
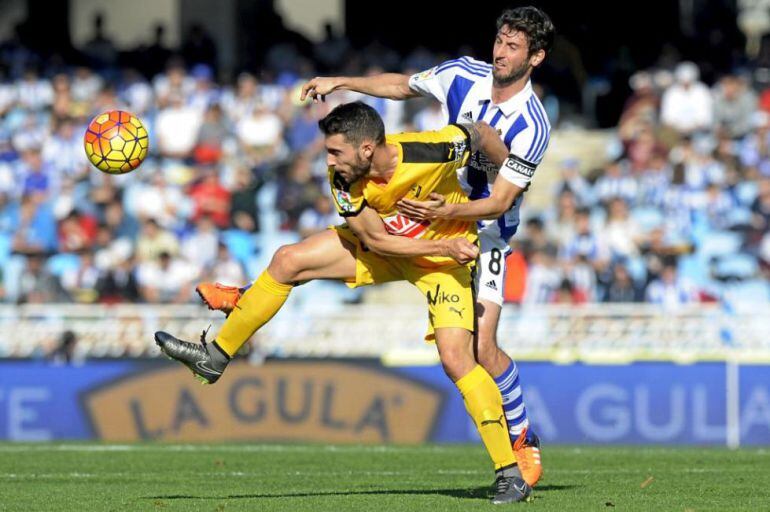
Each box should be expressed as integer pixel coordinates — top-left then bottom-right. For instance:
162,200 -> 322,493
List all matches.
360,139 -> 375,159
529,49 -> 546,68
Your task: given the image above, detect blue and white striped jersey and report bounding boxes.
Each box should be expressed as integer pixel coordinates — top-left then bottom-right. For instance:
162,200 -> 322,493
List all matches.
408,56 -> 551,243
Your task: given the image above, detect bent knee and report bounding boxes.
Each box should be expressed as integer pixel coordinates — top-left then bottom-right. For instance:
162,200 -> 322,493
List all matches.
269,244 -> 307,282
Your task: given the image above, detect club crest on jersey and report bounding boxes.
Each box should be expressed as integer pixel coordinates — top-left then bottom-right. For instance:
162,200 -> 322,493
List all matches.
383,213 -> 429,238
334,188 -> 356,212
415,68 -> 435,81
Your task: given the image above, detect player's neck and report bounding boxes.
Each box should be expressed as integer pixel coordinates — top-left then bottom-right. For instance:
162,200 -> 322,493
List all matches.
367,143 -> 399,183
491,73 -> 530,104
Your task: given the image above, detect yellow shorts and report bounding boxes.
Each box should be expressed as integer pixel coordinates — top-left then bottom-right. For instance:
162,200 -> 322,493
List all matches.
333,224 -> 475,341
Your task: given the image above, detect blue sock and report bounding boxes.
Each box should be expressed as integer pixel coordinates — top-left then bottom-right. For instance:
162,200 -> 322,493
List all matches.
494,360 -> 530,442
239,283 -> 253,293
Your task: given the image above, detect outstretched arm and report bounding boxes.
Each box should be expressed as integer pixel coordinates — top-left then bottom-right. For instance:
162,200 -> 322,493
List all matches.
300,74 -> 419,102
345,206 -> 478,264
398,150 -> 536,221
399,177 -> 525,221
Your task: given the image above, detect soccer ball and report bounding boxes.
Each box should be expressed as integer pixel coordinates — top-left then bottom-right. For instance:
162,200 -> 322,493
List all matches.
84,110 -> 149,174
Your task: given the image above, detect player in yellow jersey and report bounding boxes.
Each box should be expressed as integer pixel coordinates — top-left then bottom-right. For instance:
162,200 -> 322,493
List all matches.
155,101 -> 530,503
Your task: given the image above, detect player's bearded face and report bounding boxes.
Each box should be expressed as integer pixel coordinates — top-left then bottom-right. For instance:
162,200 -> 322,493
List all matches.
492,27 -> 533,86
325,134 -> 371,183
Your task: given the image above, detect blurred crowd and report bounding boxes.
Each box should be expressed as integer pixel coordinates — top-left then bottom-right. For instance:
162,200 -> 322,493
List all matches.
516,61 -> 770,306
1,19 -> 770,307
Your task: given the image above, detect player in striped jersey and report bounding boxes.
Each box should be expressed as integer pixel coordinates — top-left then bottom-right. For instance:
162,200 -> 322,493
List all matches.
300,6 -> 554,487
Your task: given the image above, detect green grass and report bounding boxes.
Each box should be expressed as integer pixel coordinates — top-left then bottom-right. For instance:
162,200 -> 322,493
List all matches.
0,443 -> 767,511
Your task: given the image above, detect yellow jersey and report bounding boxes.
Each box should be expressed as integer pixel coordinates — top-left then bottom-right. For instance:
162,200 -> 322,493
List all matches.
328,124 -> 476,268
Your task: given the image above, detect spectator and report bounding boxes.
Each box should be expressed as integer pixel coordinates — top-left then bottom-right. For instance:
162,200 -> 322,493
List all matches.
189,167 -> 231,228
17,254 -> 67,303
236,102 -> 284,164
603,262 -> 643,302
276,154 -> 324,230
230,167 -> 261,233
594,159 -> 637,206
660,62 -> 713,135
57,210 -> 98,253
181,23 -> 218,70
15,66 -> 53,110
713,74 -> 758,140
131,172 -> 189,229
550,277 -> 587,304
135,218 -> 179,262
136,251 -> 199,303
561,208 -> 610,266
82,12 -> 118,70
221,72 -> 261,124
206,242 -> 246,286
555,158 -> 593,207
520,216 -> 558,257
298,195 -> 338,238
60,251 -> 100,302
523,249 -> 561,304
143,24 -> 172,79
645,260 -> 698,307
181,215 -> 220,268
103,200 -> 140,240
95,255 -> 140,303
603,198 -> 644,259
194,104 -> 228,165
155,92 -> 203,158
11,194 -> 57,255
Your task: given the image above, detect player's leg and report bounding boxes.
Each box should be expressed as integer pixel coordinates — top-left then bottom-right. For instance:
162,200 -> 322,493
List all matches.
475,232 -> 542,486
155,228 -> 358,383
416,267 -> 530,504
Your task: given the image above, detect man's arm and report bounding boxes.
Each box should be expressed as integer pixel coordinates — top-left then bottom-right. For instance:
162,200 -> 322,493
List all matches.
300,74 -> 418,102
457,121 -> 508,167
345,206 -> 478,264
398,174 -> 525,221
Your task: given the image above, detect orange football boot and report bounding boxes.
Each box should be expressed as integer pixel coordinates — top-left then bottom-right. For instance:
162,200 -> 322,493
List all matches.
513,428 -> 542,487
196,283 -> 242,315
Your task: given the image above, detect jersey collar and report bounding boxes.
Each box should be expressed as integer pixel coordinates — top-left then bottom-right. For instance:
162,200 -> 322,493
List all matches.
477,77 -> 534,118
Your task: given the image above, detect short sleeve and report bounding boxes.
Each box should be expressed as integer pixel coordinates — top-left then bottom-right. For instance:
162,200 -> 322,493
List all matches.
408,56 -> 492,105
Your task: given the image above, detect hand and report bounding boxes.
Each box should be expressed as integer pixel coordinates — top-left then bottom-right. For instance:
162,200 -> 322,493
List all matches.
397,193 -> 448,221
300,76 -> 343,103
444,238 -> 479,265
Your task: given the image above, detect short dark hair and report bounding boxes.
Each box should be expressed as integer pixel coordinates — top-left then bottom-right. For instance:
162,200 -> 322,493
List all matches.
496,6 -> 555,57
318,101 -> 385,146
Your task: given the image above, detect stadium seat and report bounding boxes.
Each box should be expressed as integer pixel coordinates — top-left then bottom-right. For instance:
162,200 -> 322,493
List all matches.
678,254 -> 708,283
0,233 -> 11,265
721,279 -> 770,302
45,253 -> 81,277
221,229 -> 256,265
725,207 -> 753,229
697,230 -> 743,259
713,253 -> 759,280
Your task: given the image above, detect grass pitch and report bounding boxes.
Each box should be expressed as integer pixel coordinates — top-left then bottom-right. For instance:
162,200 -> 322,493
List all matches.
0,443 -> 767,511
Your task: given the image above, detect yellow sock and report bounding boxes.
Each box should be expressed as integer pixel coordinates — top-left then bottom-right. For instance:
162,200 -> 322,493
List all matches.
215,271 -> 293,356
456,365 -> 516,470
